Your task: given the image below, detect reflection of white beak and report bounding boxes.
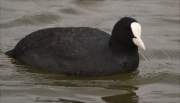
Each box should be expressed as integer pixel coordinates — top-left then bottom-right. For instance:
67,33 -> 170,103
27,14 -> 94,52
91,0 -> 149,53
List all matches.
133,37 -> 145,50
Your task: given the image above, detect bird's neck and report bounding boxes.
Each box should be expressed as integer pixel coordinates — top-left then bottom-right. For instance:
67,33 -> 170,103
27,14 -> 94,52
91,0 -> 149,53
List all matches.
109,36 -> 137,51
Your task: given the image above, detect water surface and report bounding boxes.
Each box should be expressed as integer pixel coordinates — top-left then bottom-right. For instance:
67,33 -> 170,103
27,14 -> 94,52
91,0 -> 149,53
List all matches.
0,0 -> 179,103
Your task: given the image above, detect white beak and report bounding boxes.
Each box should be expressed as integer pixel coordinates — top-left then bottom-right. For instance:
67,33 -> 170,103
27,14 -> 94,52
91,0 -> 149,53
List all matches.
133,37 -> 145,50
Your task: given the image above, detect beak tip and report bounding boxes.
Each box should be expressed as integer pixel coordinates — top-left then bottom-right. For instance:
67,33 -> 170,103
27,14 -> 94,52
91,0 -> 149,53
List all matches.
140,46 -> 145,50
142,46 -> 145,50
133,38 -> 145,50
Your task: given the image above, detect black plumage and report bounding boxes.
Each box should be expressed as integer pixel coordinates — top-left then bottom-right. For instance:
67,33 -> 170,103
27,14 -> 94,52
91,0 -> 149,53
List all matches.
5,17 -> 141,76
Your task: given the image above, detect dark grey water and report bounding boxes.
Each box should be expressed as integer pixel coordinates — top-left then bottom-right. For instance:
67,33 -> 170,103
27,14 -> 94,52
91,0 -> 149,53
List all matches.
0,0 -> 179,103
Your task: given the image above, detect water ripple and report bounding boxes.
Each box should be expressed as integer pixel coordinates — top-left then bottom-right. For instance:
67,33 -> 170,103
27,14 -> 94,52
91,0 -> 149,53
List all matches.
1,12 -> 61,28
59,8 -> 84,15
139,49 -> 180,61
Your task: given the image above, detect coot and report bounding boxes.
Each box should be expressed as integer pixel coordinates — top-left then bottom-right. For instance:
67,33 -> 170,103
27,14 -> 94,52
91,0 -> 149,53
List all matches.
5,17 -> 145,76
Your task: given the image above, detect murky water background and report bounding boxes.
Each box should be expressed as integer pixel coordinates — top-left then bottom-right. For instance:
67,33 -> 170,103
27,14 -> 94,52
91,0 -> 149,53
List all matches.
0,0 -> 179,103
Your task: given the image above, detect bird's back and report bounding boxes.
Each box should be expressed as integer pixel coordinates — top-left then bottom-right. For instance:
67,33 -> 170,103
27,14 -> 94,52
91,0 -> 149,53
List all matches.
6,27 -> 120,76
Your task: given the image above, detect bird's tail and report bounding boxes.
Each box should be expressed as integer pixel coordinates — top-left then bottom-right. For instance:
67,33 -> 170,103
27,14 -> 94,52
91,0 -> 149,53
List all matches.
5,49 -> 15,57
